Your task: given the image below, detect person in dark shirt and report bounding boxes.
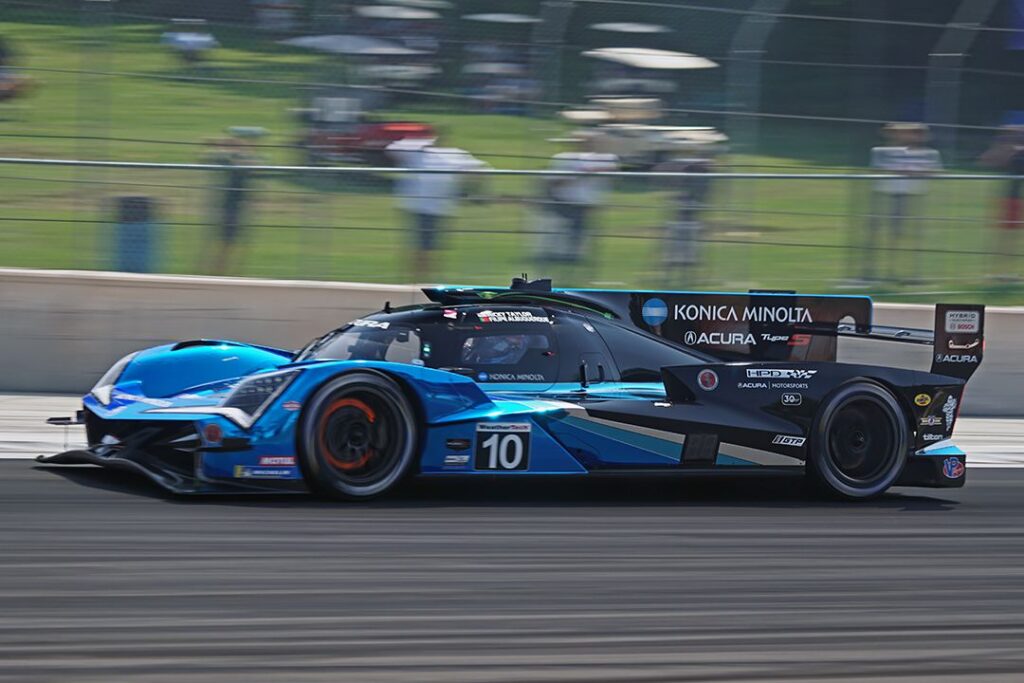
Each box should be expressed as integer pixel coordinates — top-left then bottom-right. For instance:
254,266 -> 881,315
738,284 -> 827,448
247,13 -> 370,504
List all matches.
980,125 -> 1024,281
204,132 -> 258,274
653,141 -> 718,286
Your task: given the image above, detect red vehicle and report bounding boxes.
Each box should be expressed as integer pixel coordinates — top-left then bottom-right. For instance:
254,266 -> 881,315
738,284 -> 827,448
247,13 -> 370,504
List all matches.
299,97 -> 435,165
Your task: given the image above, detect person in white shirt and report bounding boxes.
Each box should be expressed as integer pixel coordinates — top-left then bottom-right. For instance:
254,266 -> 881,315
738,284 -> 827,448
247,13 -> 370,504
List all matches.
866,123 -> 942,282
543,135 -> 619,264
387,137 -> 488,282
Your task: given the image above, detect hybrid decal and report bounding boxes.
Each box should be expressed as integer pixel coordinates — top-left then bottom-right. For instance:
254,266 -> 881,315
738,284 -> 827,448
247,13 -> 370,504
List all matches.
945,310 -> 980,334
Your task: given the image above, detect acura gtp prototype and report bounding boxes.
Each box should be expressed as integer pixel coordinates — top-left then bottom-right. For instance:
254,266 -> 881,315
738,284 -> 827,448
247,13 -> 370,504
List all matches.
39,278 -> 984,500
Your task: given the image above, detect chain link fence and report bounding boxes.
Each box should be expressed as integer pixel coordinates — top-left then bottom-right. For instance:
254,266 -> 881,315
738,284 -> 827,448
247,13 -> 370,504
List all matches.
1,1 -> 1024,298
1,157 -> 1021,300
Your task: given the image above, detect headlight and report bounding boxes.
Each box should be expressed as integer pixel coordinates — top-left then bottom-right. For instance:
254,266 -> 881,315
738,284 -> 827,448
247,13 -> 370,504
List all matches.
91,352 -> 138,405
220,370 -> 299,425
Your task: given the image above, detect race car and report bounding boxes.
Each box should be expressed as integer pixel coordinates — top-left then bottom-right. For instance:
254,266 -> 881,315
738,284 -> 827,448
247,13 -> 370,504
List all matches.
38,278 -> 985,500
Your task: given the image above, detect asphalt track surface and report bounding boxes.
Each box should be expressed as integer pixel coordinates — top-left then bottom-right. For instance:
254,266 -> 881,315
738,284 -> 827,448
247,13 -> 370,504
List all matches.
3,396 -> 1024,682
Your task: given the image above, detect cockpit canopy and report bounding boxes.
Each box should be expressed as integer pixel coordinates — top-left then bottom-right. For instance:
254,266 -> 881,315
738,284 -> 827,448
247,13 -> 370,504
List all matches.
297,304 -> 710,385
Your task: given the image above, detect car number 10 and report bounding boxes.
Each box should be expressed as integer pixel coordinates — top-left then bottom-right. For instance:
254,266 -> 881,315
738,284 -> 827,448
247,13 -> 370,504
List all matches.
474,423 -> 531,471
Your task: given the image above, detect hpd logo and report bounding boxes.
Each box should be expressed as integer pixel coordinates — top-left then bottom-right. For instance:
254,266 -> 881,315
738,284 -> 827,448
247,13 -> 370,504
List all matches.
642,298 -> 669,326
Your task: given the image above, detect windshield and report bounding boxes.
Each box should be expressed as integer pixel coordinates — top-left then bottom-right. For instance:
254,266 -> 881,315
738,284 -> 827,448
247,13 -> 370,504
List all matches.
298,318 -> 560,384
301,324 -> 423,365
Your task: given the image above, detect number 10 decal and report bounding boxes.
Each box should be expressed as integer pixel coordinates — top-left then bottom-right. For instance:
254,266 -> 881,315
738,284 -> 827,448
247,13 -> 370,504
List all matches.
474,423 -> 531,471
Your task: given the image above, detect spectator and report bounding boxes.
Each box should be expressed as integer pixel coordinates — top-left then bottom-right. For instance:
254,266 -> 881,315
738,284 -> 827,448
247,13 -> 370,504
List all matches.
0,35 -> 31,103
539,134 -> 619,268
865,123 -> 942,283
980,125 -> 1024,282
204,129 -> 261,275
387,137 -> 488,282
653,141 -> 717,286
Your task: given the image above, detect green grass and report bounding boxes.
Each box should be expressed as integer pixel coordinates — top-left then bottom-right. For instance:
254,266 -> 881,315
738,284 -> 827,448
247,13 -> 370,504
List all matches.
0,9 -> 1021,303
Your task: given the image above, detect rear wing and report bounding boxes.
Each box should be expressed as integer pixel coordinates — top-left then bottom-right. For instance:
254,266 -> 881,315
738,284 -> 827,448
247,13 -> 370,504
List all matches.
424,284 -> 984,378
839,304 -> 984,380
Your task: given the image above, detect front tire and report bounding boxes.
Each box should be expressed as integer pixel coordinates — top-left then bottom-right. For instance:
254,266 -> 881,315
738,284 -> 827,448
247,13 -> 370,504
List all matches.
808,382 -> 909,499
299,372 -> 418,500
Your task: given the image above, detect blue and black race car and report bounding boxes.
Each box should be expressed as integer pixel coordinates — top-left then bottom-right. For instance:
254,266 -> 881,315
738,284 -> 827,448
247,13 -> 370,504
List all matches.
39,278 -> 984,500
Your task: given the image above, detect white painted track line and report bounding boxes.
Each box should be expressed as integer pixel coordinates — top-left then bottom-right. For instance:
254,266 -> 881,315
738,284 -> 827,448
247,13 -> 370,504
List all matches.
1,394 -> 1023,466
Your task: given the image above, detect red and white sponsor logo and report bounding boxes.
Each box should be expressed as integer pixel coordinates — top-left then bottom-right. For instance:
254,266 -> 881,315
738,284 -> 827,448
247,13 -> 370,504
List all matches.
697,369 -> 719,391
443,309 -> 458,319
258,456 -> 296,467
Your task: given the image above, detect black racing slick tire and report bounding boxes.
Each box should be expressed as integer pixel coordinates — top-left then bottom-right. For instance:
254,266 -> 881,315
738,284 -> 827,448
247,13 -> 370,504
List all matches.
298,372 -> 418,500
807,382 -> 909,500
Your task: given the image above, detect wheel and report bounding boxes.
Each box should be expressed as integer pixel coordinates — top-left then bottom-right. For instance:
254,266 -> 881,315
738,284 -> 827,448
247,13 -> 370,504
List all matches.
807,382 -> 909,499
298,372 -> 418,500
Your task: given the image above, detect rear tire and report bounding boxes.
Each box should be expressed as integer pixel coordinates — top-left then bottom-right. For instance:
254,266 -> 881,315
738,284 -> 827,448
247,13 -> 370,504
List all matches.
298,372 -> 418,500
808,382 -> 909,500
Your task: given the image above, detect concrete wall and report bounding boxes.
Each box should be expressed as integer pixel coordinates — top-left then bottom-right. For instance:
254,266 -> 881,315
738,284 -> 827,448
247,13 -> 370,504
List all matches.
0,269 -> 424,394
0,268 -> 1017,414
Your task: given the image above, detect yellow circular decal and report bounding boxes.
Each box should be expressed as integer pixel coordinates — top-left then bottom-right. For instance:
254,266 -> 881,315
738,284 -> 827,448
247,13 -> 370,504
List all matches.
914,393 -> 931,407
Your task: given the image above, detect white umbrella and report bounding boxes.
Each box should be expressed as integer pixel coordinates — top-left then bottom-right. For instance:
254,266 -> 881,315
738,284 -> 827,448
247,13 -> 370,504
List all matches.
281,34 -> 426,56
583,47 -> 718,70
462,13 -> 542,24
355,5 -> 441,20
378,0 -> 452,8
462,61 -> 526,76
588,22 -> 672,34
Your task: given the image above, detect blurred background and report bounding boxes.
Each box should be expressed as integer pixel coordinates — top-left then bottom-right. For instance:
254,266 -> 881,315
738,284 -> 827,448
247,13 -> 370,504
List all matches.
3,0 -> 1024,300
